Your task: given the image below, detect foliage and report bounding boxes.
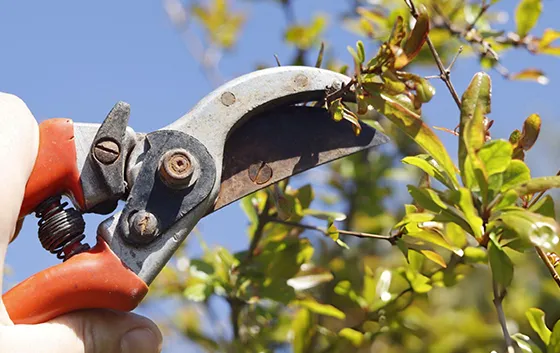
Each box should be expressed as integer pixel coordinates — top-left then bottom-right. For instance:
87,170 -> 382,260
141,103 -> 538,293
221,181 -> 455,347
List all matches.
152,0 -> 560,352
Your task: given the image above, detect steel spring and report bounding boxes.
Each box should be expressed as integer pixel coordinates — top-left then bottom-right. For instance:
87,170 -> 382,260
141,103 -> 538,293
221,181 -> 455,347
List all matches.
35,196 -> 90,261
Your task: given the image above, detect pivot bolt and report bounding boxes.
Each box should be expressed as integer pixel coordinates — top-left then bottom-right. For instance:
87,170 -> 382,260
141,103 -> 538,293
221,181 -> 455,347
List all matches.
159,148 -> 195,189
93,139 -> 120,164
129,210 -> 159,243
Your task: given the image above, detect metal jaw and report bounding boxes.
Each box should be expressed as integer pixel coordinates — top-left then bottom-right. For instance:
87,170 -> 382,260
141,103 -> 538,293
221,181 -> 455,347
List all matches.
77,66 -> 387,285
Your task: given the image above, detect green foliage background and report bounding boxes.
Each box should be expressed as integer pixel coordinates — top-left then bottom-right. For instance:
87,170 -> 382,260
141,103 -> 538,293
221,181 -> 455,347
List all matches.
149,0 -> 560,352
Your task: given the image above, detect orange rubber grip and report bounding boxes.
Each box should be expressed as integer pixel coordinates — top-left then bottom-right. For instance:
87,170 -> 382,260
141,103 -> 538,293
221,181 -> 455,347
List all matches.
19,118 -> 86,216
3,236 -> 149,324
4,118 -> 149,324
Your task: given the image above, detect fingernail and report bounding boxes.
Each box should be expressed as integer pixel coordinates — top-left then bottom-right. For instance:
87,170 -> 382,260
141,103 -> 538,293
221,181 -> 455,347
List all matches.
121,328 -> 161,353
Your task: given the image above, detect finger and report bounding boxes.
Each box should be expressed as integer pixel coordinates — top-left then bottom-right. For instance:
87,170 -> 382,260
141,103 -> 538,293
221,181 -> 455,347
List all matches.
0,92 -> 40,325
0,309 -> 163,353
0,92 -> 39,244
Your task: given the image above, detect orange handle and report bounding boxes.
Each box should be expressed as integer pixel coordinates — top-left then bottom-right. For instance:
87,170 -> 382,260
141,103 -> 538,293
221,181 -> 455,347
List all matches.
3,236 -> 149,324
3,118 -> 149,324
19,118 -> 86,216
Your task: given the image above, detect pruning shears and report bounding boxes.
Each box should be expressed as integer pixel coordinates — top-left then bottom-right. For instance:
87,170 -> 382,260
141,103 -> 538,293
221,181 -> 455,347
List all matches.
2,66 -> 389,325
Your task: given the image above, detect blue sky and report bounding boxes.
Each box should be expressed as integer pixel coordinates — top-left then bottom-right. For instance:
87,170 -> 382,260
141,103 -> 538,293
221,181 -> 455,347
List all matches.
2,0 -> 560,351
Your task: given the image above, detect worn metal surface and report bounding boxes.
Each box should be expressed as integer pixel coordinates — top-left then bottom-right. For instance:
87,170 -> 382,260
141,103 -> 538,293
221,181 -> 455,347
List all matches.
158,148 -> 195,189
93,139 -> 120,164
74,121 -> 138,213
128,210 -> 159,244
97,66 -> 387,285
100,130 -> 216,283
210,105 -> 389,212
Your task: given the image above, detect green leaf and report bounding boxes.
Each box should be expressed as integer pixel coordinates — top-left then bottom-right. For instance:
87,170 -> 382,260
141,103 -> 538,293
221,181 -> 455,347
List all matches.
408,249 -> 425,271
526,308 -> 551,345
407,186 -> 474,235
420,249 -> 447,268
396,4 -> 430,68
402,154 -> 454,188
496,210 -> 559,250
329,98 -> 344,122
356,40 -> 366,63
512,333 -> 544,353
292,308 -> 314,353
488,236 -> 514,287
455,188 -> 484,239
364,90 -> 459,187
395,212 -> 436,229
511,69 -> 549,85
183,282 -> 212,302
464,247 -> 488,264
407,185 -> 447,211
478,140 -> 513,176
403,229 -> 463,256
495,189 -> 520,210
339,328 -> 365,347
303,209 -> 347,221
515,0 -> 542,37
459,72 -> 491,185
529,195 -> 556,218
512,176 -> 560,196
548,319 -> 560,352
334,280 -> 368,308
285,15 -> 327,50
405,269 -> 432,293
540,29 -> 560,49
294,299 -> 346,319
501,160 -> 531,192
521,113 -> 542,150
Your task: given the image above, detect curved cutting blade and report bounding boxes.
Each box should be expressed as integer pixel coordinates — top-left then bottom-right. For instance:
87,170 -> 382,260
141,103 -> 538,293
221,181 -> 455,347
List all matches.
209,105 -> 389,213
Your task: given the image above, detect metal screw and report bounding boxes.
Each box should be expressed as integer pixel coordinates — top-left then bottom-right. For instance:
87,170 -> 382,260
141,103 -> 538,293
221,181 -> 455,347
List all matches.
129,210 -> 159,243
94,139 -> 120,164
159,149 -> 195,189
248,161 -> 273,185
221,92 -> 236,106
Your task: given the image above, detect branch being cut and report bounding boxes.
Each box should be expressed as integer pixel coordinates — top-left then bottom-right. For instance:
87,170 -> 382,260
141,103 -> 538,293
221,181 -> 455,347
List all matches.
265,217 -> 399,244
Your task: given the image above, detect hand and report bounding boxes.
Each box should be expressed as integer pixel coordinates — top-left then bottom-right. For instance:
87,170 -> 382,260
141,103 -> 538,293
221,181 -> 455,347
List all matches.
0,93 -> 163,353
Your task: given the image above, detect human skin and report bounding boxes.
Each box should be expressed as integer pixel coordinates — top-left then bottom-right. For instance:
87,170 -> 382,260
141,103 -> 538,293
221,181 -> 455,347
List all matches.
0,93 -> 163,353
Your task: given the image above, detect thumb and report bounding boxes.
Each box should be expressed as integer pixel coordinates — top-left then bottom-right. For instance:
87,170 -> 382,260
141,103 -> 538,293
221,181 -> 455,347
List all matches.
0,309 -> 163,353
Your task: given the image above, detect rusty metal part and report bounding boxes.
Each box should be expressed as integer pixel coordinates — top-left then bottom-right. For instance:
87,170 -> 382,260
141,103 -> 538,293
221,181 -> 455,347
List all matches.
248,161 -> 273,185
158,148 -> 194,189
93,139 -> 120,164
209,105 -> 389,213
129,210 -> 159,243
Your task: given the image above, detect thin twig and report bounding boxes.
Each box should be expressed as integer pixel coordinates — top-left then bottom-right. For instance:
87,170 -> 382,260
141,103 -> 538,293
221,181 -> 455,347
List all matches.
535,246 -> 560,289
492,280 -> 515,353
431,4 -> 499,61
404,0 -> 462,110
466,0 -> 490,31
274,54 -> 282,67
265,217 -> 398,243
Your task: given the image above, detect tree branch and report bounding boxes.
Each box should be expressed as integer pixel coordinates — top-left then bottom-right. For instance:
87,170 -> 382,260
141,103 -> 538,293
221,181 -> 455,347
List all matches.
492,281 -> 515,353
265,217 -> 399,243
535,246 -> 560,289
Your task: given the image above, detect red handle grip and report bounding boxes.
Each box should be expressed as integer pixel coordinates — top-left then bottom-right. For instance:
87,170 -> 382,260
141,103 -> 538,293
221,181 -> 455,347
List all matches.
19,118 -> 86,215
3,237 -> 149,324
3,118 -> 149,324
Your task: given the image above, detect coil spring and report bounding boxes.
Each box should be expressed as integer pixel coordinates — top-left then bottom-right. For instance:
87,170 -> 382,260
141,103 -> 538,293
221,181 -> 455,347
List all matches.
35,196 -> 90,261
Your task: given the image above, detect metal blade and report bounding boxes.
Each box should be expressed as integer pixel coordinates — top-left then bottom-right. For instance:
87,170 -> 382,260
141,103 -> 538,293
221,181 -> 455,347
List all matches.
208,105 -> 389,213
